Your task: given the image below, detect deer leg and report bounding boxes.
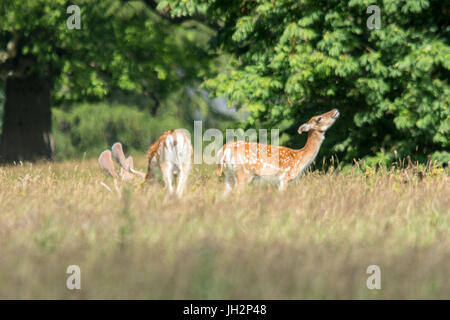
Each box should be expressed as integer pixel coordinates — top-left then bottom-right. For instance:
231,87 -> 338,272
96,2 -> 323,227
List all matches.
223,169 -> 236,195
142,162 -> 154,191
224,175 -> 233,195
176,172 -> 187,197
278,177 -> 288,192
144,160 -> 154,182
176,163 -> 190,198
160,162 -> 174,194
235,168 -> 252,192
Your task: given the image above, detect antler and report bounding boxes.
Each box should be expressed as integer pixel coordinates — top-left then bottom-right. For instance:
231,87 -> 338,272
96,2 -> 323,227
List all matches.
98,142 -> 146,197
98,150 -> 119,179
112,142 -> 129,171
98,150 -> 121,197
111,142 -> 145,180
126,156 -> 146,179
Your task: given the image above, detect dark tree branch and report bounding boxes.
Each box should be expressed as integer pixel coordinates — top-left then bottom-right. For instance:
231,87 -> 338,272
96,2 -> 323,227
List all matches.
0,34 -> 15,81
145,89 -> 160,116
0,31 -> 34,80
125,0 -> 221,30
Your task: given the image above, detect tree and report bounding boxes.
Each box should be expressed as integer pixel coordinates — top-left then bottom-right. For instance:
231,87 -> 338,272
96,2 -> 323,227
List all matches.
0,0 -> 213,162
163,0 -> 450,164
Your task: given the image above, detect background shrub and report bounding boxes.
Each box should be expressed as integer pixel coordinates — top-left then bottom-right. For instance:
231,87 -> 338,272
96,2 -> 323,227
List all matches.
52,103 -> 183,160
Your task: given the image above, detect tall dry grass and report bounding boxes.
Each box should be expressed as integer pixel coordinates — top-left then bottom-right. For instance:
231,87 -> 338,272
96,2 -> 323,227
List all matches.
0,158 -> 448,299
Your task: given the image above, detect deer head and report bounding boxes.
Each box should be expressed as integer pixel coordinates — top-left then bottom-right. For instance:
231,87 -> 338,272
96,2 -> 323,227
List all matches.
298,109 -> 340,134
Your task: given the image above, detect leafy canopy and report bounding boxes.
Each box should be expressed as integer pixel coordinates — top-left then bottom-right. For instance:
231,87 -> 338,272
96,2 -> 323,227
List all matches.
0,0 -> 214,108
161,0 -> 450,164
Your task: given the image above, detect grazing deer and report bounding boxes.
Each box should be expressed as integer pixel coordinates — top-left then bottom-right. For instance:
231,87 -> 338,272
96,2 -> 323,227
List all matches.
144,129 -> 193,197
216,109 -> 340,193
98,142 -> 145,197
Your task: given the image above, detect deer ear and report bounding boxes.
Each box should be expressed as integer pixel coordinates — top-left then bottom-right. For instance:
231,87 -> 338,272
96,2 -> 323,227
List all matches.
298,123 -> 311,134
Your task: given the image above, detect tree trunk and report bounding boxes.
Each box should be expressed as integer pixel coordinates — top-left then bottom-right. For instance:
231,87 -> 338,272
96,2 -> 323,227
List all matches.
0,74 -> 54,163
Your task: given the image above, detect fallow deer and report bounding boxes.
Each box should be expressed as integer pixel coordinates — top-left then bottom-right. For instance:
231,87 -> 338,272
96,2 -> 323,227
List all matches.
216,109 -> 340,193
144,129 -> 193,197
98,142 -> 145,197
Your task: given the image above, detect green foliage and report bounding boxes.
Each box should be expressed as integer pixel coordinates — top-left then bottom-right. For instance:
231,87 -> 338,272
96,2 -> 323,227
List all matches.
165,0 -> 450,164
0,0 -> 235,160
0,0 -> 225,154
0,0 -> 214,105
52,103 -> 183,159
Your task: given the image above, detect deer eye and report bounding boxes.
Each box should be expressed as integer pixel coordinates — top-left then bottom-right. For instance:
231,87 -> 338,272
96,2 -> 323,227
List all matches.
316,117 -> 322,123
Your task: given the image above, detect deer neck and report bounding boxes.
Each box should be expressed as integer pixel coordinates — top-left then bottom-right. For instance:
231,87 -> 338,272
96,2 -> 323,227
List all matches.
303,130 -> 325,155
292,130 -> 325,175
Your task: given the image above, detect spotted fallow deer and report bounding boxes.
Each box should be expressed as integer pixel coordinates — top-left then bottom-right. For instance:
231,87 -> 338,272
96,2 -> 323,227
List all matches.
144,129 -> 193,197
216,109 -> 340,193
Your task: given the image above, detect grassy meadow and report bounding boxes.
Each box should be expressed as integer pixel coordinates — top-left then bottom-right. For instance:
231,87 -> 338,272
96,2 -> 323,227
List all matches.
0,157 -> 448,299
